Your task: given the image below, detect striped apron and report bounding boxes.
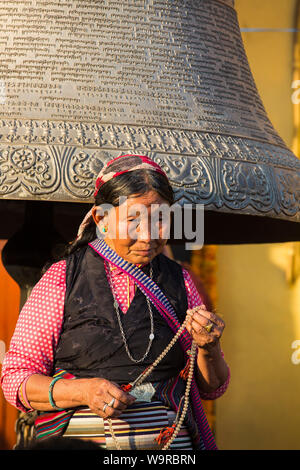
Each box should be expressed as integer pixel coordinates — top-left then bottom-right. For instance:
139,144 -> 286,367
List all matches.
62,400 -> 195,450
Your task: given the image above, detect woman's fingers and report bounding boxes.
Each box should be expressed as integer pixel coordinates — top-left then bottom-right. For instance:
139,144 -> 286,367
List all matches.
193,320 -> 223,338
100,403 -> 123,418
193,314 -> 217,331
107,382 -> 136,406
85,378 -> 136,418
103,392 -> 127,411
196,310 -> 224,329
185,305 -> 225,348
92,403 -> 122,419
99,388 -> 135,418
187,306 -> 225,329
186,311 -> 209,331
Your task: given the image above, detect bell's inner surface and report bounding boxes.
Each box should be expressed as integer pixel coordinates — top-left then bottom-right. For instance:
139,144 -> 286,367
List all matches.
0,0 -> 299,243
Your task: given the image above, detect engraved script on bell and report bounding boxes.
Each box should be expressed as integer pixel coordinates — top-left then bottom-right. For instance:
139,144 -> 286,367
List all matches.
0,0 -> 299,237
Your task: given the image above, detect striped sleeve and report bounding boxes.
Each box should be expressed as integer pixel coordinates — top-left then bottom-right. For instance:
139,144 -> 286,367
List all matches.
0,260 -> 66,412
182,266 -> 230,400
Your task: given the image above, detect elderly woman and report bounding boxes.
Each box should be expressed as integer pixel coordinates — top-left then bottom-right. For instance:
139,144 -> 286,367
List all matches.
1,154 -> 230,451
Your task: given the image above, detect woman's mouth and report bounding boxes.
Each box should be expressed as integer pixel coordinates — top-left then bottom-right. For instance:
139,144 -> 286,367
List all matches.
133,247 -> 154,255
136,249 -> 152,255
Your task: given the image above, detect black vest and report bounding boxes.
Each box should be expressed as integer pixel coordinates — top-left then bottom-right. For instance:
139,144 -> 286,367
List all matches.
53,244 -> 189,384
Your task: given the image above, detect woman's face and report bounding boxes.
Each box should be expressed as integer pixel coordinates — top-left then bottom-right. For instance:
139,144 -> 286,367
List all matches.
92,190 -> 171,265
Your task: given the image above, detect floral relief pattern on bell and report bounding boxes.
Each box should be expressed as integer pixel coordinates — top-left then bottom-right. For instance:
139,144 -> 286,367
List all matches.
0,0 -> 298,242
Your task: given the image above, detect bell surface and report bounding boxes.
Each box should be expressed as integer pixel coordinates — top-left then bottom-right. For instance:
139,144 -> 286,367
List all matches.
0,0 -> 299,243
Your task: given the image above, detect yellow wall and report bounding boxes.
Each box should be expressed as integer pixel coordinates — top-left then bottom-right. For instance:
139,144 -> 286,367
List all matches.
215,0 -> 300,450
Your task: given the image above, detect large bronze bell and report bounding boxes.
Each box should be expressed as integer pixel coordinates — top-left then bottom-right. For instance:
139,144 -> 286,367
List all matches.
0,0 -> 299,244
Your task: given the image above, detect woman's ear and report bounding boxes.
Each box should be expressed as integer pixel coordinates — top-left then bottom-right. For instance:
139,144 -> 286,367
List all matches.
92,206 -> 109,238
91,205 -> 103,225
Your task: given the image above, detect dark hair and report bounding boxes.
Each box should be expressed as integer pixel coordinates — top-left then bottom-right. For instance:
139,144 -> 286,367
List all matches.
42,169 -> 174,274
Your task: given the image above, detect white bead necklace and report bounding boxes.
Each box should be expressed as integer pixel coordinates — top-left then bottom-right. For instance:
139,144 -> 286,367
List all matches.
105,259 -> 198,451
108,318 -> 197,450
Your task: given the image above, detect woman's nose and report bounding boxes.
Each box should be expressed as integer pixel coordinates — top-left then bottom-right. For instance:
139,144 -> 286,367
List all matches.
136,221 -> 152,241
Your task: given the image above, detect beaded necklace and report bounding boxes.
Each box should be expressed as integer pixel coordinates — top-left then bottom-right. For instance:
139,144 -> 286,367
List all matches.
88,239 -> 201,450
108,312 -> 197,450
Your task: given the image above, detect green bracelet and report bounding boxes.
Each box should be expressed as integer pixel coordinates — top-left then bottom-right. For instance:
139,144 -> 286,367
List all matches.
49,376 -> 65,411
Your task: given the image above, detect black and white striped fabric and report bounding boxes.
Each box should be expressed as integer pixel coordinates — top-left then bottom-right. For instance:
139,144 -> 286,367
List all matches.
63,400 -> 194,450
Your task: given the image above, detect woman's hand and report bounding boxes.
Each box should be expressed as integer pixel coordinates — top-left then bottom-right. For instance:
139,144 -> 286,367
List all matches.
185,305 -> 228,392
81,377 -> 137,418
185,304 -> 225,351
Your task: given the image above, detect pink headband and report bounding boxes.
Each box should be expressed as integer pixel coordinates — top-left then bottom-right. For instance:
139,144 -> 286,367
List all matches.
76,154 -> 169,240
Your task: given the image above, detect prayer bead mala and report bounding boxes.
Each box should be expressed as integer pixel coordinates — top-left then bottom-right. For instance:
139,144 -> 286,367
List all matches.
107,309 -> 198,450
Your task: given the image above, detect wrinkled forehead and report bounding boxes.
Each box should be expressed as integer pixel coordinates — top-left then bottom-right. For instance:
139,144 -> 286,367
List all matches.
121,190 -> 170,209
101,195 -> 171,219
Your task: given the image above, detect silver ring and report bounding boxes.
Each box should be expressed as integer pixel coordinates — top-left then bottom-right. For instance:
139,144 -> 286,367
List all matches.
102,402 -> 108,412
108,397 -> 116,408
103,397 -> 115,413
